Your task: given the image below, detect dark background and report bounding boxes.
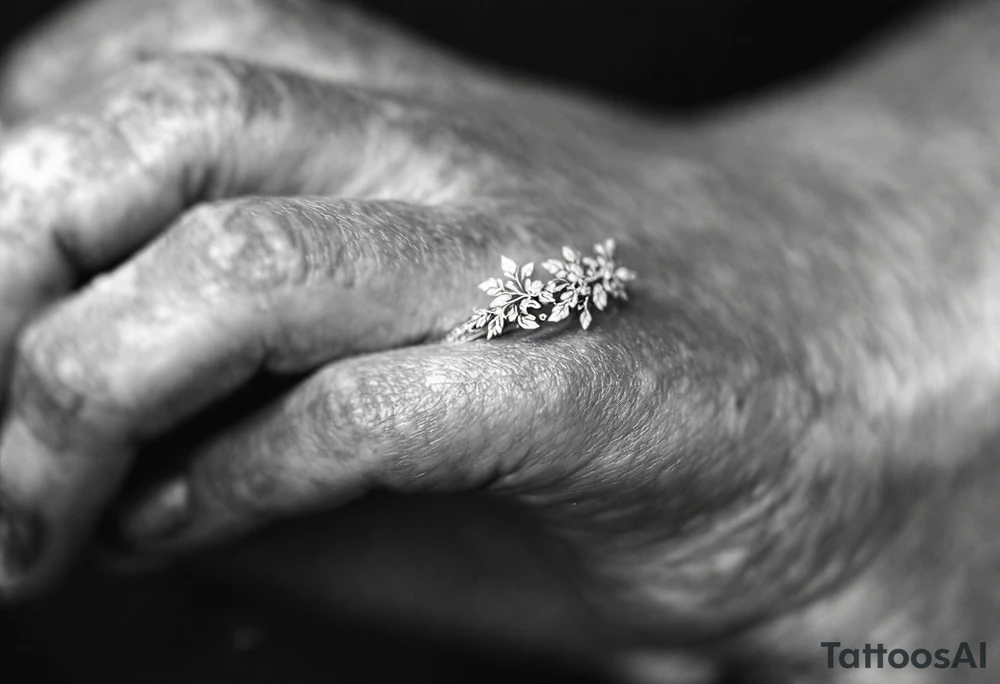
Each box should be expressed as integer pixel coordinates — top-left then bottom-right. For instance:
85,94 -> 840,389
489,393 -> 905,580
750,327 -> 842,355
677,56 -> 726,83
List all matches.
1,1 -> 936,682
3,0 -> 933,110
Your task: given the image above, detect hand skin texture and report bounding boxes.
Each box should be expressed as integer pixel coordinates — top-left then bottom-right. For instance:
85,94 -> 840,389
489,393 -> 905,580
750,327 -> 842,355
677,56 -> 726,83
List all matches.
1,0 -> 1000,680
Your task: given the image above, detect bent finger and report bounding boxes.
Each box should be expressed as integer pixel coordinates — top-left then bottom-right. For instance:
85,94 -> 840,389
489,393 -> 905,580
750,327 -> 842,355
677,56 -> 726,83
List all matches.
0,0 -> 469,122
0,53 -> 489,403
117,330 -> 641,550
0,195 -> 541,597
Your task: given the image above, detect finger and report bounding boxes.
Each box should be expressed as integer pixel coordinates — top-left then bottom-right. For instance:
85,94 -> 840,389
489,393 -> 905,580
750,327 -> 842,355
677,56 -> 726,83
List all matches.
0,0 -> 463,122
2,0 -> 229,119
118,318 -> 819,645
0,0 -> 300,121
0,53 -> 487,404
0,195 -> 540,598
115,326 -> 644,550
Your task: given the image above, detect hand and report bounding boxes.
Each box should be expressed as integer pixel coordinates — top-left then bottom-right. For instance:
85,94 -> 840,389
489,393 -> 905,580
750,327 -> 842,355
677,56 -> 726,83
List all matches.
1,0 -> 999,677
0,0 -> 492,123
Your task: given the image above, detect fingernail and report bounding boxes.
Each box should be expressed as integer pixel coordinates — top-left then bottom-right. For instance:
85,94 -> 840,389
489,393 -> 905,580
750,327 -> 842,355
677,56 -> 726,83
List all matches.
0,498 -> 43,586
121,478 -> 192,544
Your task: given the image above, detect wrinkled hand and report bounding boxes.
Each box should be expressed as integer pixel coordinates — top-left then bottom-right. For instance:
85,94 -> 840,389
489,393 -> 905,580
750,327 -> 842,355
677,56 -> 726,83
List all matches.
0,0 -> 493,122
2,0 -> 1000,677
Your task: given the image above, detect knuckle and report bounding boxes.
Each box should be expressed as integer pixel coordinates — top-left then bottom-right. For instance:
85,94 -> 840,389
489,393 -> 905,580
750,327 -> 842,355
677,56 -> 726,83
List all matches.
193,442 -> 284,517
1,55 -> 254,146
174,199 -> 311,291
0,107 -> 155,267
315,369 -> 403,460
0,122 -> 98,226
0,55 -> 281,265
11,316 -> 118,444
309,361 -> 475,490
316,359 -> 485,491
104,53 -> 283,126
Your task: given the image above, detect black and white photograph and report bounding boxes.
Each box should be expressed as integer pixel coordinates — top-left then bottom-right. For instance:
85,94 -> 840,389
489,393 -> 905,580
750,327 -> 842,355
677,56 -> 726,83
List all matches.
0,1 -> 997,682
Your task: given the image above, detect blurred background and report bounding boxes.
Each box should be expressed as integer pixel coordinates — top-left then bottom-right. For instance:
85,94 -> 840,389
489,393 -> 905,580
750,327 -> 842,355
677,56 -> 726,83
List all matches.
4,0 -> 932,111
0,1 -> 939,682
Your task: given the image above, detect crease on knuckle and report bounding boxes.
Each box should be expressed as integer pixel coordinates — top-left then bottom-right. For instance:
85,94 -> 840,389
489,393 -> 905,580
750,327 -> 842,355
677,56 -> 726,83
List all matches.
180,199 -> 312,293
314,368 -> 403,470
310,362 -> 485,492
375,356 -> 521,491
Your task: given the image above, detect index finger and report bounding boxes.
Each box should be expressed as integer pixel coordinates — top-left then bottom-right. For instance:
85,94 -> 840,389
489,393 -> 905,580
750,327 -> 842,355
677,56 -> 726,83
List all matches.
0,53 -> 460,405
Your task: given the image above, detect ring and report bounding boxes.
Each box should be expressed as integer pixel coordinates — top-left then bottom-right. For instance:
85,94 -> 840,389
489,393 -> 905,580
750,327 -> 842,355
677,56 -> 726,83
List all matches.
447,239 -> 636,342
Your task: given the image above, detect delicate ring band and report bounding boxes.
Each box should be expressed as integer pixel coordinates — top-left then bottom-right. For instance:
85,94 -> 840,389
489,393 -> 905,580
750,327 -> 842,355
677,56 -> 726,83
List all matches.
447,239 -> 636,342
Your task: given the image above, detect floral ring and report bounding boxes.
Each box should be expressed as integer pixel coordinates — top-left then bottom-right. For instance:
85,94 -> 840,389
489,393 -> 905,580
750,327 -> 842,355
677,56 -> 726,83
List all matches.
447,239 -> 636,342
